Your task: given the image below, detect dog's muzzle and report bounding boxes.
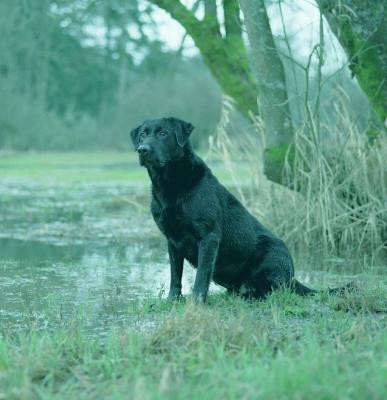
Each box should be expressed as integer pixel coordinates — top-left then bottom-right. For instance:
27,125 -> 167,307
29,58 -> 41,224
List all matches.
138,144 -> 152,166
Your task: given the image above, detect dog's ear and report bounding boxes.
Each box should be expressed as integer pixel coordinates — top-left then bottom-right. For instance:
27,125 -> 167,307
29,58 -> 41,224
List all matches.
130,124 -> 142,150
168,117 -> 194,147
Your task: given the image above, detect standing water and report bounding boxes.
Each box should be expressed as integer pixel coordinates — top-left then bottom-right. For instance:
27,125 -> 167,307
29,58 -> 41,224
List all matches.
0,156 -> 384,336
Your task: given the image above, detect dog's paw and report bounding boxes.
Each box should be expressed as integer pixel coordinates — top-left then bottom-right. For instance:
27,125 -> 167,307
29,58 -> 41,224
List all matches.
192,292 -> 207,304
168,291 -> 184,301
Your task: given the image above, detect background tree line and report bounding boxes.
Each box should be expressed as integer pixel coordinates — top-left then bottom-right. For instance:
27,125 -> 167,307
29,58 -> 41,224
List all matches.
0,0 -> 385,181
0,0 -> 222,150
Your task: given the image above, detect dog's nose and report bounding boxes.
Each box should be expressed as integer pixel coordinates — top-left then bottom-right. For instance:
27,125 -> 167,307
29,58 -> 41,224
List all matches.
138,144 -> 150,155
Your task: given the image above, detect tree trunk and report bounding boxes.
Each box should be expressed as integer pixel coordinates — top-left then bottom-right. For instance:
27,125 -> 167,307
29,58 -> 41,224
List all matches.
239,0 -> 294,182
151,0 -> 295,183
317,0 -> 386,131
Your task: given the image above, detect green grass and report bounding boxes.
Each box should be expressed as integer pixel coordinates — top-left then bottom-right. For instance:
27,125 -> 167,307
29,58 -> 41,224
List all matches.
0,288 -> 386,400
0,151 -> 250,185
0,151 -> 136,166
0,151 -> 147,184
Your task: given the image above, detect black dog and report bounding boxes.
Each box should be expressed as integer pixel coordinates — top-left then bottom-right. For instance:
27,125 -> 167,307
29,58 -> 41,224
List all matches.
130,117 -> 349,301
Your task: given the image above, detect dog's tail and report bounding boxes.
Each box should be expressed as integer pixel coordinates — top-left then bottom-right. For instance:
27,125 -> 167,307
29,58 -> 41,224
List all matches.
289,279 -> 317,295
289,279 -> 355,296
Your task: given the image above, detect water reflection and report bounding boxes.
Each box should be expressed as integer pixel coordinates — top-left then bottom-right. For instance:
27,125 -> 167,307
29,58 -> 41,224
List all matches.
0,238 -> 84,261
0,237 -> 200,336
0,182 -> 203,336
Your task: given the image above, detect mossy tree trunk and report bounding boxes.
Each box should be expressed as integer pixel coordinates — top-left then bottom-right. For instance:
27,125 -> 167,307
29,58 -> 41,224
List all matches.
151,0 -> 258,118
317,0 -> 386,131
239,0 -> 294,182
151,0 -> 295,184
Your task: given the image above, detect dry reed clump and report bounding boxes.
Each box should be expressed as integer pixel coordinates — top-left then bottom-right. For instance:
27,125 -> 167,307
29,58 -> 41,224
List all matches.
208,95 -> 386,262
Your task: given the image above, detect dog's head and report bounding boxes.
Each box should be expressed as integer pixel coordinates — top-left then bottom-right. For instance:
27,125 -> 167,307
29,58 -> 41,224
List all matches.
130,117 -> 194,168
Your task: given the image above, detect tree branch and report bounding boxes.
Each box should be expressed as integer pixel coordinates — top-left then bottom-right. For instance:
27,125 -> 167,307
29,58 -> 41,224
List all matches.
315,0 -> 386,126
204,0 -> 221,37
223,0 -> 242,38
151,0 -> 258,118
204,0 -> 217,17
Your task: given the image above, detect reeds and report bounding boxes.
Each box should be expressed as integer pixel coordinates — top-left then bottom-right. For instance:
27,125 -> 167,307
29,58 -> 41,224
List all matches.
208,94 -> 386,263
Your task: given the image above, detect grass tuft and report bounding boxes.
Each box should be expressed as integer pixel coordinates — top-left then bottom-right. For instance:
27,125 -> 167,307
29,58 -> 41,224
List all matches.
0,292 -> 386,399
329,285 -> 387,314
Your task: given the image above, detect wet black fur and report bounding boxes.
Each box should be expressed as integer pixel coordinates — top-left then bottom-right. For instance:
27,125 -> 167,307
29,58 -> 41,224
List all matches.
130,117 -> 351,301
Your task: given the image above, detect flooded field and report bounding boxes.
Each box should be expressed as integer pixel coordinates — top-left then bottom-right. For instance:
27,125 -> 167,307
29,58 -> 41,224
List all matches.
0,153 -> 385,337
0,179 -> 200,335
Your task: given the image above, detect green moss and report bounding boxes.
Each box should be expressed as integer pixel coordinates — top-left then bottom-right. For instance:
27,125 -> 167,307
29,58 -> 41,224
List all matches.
366,127 -> 384,144
264,143 -> 294,184
338,16 -> 386,123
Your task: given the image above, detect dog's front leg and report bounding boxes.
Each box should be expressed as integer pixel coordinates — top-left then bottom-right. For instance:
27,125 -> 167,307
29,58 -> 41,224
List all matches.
168,241 -> 184,299
193,233 -> 219,302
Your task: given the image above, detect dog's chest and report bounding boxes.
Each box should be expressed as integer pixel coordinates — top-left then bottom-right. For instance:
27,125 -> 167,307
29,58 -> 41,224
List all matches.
161,204 -> 195,239
152,201 -> 198,250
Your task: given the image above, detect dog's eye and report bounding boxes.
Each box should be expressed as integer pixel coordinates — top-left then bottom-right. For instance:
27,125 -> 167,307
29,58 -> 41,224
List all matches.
140,131 -> 146,138
159,131 -> 167,137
